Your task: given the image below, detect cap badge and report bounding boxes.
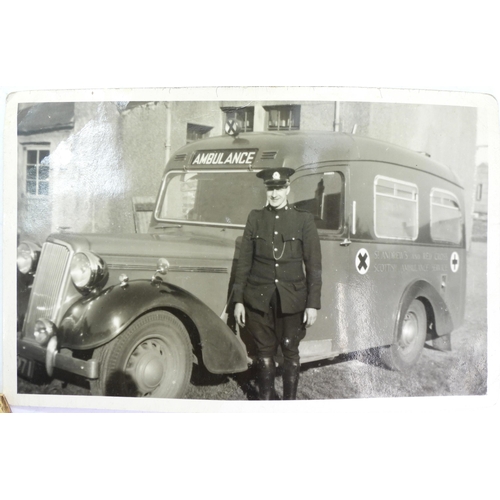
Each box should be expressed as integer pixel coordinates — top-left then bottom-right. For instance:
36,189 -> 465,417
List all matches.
272,171 -> 281,180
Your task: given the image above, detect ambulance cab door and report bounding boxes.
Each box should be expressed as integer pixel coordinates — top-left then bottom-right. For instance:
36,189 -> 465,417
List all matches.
289,165 -> 352,362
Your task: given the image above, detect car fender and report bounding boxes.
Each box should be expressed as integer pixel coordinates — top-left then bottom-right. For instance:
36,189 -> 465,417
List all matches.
396,279 -> 454,340
58,280 -> 249,374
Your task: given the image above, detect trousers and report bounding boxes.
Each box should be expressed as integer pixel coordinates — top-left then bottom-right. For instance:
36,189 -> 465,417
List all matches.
246,290 -> 306,363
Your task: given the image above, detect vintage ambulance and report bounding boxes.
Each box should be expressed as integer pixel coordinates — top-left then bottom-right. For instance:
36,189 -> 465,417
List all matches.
17,124 -> 466,398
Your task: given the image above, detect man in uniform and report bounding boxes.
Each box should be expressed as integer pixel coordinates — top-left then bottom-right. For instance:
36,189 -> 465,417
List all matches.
233,168 -> 322,400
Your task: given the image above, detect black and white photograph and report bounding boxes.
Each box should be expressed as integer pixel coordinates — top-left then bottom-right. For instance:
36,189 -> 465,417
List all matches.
3,88 -> 496,412
2,4 -> 499,498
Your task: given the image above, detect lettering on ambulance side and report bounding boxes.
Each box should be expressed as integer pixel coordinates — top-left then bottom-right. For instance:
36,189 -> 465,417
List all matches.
367,250 -> 452,273
191,149 -> 258,166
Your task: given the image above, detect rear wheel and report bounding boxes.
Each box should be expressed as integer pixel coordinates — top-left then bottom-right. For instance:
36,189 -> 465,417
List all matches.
91,311 -> 193,398
380,299 -> 427,371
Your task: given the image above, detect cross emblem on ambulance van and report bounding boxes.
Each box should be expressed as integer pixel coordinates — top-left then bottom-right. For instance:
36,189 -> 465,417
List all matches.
356,248 -> 370,275
450,251 -> 459,273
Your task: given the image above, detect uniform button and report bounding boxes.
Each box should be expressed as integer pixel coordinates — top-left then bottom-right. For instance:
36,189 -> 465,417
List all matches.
292,237 -> 295,240
275,279 -> 279,283
274,248 -> 278,252
275,263 -> 279,267
274,231 -> 278,235
275,215 -> 279,219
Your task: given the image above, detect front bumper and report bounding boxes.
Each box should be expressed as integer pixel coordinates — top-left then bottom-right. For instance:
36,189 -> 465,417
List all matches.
17,337 -> 99,379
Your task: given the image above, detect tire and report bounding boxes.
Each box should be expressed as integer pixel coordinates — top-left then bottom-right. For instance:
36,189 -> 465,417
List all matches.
380,299 -> 427,371
90,311 -> 193,398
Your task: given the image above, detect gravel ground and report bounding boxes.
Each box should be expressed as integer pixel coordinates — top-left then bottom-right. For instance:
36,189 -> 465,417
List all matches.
17,241 -> 487,401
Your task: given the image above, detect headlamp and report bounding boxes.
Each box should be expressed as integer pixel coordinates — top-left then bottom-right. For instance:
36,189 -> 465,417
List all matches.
70,251 -> 108,293
17,242 -> 41,274
34,318 -> 56,345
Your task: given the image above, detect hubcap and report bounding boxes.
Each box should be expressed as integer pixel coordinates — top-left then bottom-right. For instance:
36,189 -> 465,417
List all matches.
125,339 -> 170,396
400,312 -> 418,348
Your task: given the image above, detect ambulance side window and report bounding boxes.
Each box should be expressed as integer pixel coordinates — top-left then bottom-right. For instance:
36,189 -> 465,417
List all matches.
289,172 -> 344,231
374,176 -> 418,240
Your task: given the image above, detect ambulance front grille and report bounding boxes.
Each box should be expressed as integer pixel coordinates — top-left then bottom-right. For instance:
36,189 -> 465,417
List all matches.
23,242 -> 71,338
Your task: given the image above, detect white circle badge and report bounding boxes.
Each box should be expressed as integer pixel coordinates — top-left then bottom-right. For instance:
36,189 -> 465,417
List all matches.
450,251 -> 459,273
356,248 -> 370,275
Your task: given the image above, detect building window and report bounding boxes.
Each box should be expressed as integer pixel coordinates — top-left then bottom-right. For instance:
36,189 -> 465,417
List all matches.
25,146 -> 50,196
430,189 -> 463,244
374,176 -> 418,240
186,123 -> 213,143
222,107 -> 254,132
265,105 -> 300,131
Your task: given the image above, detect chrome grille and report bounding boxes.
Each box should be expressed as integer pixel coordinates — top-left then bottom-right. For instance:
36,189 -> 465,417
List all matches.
23,242 -> 71,338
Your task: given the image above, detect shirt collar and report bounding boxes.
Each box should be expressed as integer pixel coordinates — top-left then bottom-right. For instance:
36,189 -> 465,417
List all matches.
266,203 -> 290,212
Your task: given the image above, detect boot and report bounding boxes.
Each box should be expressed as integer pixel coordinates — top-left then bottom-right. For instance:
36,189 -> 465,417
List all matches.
257,357 -> 276,400
283,360 -> 300,400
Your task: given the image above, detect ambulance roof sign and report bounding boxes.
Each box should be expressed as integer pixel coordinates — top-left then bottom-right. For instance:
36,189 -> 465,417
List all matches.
191,149 -> 258,166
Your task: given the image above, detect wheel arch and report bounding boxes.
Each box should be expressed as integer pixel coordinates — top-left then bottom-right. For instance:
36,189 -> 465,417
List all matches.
158,306 -> 203,366
395,279 -> 454,342
90,309 -> 193,398
59,280 -> 249,374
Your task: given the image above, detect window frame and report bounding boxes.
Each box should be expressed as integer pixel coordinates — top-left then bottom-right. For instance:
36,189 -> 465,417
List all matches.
221,107 -> 255,133
264,105 -> 301,131
154,169 -> 267,228
23,143 -> 51,197
430,187 -> 463,244
289,171 -> 345,233
374,175 -> 419,241
186,123 -> 213,143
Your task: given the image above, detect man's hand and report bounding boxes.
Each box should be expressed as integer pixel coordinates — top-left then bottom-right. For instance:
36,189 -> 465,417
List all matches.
234,302 -> 246,328
303,308 -> 317,327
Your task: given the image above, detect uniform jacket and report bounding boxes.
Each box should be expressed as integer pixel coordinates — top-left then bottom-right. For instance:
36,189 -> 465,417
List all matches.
233,204 -> 322,314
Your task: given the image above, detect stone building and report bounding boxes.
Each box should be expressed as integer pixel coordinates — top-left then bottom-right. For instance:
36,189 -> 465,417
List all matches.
17,99 -> 481,244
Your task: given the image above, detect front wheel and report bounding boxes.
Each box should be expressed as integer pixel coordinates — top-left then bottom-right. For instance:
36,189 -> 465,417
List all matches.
380,299 -> 427,371
90,311 -> 193,398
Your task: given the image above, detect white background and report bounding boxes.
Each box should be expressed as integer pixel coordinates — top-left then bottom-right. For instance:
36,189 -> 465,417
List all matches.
1,2 -> 499,499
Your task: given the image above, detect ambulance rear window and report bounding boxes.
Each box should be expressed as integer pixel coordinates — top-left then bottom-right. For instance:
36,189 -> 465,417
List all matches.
430,189 -> 463,244
157,171 -> 266,226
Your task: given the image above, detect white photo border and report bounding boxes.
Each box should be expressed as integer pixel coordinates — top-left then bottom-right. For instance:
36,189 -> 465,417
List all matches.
2,86 -> 499,413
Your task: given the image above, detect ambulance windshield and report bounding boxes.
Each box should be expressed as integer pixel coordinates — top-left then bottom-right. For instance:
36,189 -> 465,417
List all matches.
158,171 -> 267,226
